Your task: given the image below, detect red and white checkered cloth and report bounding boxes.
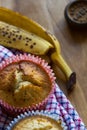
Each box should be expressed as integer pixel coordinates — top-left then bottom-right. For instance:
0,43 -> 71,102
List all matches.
0,45 -> 86,130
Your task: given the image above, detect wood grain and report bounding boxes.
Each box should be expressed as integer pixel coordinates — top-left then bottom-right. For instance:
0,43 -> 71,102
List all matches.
0,0 -> 87,125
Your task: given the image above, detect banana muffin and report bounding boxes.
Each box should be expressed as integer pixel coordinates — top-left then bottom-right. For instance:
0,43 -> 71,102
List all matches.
7,111 -> 67,130
0,54 -> 55,115
12,115 -> 63,130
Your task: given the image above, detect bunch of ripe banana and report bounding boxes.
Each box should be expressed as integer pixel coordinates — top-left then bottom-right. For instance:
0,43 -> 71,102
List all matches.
0,7 -> 76,90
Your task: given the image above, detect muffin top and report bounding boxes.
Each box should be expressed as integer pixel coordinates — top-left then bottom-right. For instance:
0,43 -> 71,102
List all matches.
12,115 -> 63,130
0,60 -> 52,107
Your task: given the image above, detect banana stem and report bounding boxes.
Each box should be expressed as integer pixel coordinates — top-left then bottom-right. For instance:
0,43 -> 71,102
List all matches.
51,52 -> 76,90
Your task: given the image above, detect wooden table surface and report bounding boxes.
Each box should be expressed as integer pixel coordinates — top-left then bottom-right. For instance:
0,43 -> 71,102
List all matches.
0,0 -> 87,126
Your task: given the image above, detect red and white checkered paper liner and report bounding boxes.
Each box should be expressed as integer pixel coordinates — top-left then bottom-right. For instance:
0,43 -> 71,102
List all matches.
0,45 -> 86,130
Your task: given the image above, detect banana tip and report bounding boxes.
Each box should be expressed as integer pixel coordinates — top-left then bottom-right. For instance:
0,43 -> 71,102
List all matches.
67,72 -> 76,91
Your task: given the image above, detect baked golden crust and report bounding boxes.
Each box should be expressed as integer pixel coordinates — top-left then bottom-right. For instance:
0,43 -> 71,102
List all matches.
14,84 -> 43,106
12,115 -> 63,130
0,68 -> 16,91
0,61 -> 51,107
20,62 -> 51,87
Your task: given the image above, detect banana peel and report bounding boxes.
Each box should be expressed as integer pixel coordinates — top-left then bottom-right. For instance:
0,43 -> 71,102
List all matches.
0,21 -> 53,55
0,7 -> 76,90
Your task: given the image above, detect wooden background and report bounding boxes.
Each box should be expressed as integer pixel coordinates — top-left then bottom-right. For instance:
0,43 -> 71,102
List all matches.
0,0 -> 87,126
